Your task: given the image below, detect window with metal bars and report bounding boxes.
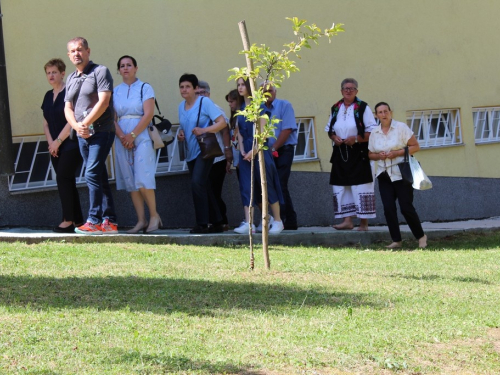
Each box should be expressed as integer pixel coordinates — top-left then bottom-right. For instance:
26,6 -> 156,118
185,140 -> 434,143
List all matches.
8,135 -> 114,192
9,117 -> 318,192
293,117 -> 318,161
472,107 -> 500,144
406,109 -> 462,148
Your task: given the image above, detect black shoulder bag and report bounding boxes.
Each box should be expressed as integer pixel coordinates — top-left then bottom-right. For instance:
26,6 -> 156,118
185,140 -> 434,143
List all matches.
398,146 -> 413,185
195,97 -> 223,159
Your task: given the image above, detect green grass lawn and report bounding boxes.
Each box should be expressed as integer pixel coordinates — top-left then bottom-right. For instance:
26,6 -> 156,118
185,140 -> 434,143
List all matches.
0,232 -> 499,374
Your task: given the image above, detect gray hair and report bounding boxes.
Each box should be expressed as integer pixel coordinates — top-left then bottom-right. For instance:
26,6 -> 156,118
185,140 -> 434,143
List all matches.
197,80 -> 210,93
341,78 -> 358,90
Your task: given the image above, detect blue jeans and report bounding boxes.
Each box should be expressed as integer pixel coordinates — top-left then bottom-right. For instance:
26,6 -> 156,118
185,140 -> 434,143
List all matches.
78,131 -> 117,225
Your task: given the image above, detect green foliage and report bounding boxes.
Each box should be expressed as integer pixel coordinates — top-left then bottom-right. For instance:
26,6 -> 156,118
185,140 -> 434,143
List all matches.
228,17 -> 344,154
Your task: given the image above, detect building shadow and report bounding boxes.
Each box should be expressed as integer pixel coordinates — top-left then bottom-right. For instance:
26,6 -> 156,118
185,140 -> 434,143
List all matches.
0,275 -> 386,315
109,349 -> 265,375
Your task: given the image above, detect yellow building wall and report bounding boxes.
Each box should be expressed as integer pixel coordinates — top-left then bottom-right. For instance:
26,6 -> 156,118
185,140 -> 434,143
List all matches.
2,0 -> 499,178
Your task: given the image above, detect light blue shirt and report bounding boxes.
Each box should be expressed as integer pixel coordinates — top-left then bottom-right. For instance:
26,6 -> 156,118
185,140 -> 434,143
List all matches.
178,96 -> 224,161
263,98 -> 297,148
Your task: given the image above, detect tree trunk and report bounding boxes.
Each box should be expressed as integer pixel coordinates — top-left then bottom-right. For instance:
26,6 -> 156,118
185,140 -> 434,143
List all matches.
238,20 -> 270,269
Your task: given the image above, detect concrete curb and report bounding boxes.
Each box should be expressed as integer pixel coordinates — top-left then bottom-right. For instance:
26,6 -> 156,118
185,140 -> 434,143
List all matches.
0,218 -> 499,247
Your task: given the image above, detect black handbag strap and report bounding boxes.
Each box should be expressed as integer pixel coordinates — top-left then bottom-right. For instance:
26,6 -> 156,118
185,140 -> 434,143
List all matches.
196,97 -> 204,127
140,82 -> 162,116
71,63 -> 98,109
403,146 -> 409,163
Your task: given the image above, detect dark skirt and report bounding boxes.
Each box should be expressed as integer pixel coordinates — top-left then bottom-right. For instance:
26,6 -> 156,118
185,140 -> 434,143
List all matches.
329,142 -> 373,186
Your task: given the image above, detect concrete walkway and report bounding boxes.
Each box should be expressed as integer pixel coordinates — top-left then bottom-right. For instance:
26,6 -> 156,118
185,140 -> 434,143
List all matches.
0,217 -> 499,247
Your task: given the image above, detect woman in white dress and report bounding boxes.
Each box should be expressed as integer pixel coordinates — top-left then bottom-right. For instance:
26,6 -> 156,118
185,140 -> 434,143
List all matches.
113,55 -> 161,233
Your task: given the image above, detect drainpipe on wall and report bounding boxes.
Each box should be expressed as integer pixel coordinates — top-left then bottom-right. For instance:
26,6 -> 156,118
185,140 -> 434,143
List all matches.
0,3 -> 15,176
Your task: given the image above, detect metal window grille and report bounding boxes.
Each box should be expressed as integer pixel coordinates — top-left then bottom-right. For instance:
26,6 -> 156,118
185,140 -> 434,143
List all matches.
9,117 -> 318,192
472,107 -> 500,144
8,135 -> 114,192
406,109 -> 462,148
154,125 -> 189,175
293,117 -> 318,161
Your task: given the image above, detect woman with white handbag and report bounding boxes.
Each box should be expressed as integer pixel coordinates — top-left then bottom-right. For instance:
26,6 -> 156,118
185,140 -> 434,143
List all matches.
368,102 -> 427,249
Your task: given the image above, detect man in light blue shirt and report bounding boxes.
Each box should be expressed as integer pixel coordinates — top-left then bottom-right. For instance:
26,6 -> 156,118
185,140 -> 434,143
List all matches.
262,83 -> 298,230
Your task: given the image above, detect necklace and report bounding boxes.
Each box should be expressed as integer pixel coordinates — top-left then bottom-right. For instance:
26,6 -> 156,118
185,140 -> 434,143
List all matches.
339,143 -> 349,162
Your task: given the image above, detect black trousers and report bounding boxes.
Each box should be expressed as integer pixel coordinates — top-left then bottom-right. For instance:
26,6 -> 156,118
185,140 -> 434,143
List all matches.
187,154 -> 221,227
51,147 -> 84,225
377,172 -> 424,242
274,145 -> 297,227
209,159 -> 228,225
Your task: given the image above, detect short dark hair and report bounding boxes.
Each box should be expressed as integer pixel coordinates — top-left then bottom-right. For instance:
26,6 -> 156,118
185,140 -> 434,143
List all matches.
225,89 -> 239,102
67,37 -> 88,49
117,55 -> 137,70
179,73 -> 198,88
44,58 -> 66,73
375,102 -> 391,112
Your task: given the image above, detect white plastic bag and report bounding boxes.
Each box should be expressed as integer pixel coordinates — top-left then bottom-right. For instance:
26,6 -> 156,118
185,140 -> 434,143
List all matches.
409,155 -> 432,190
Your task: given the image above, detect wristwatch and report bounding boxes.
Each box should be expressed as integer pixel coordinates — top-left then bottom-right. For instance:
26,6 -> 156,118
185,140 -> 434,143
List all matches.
130,132 -> 136,138
354,137 -> 358,143
271,148 -> 276,152
56,137 -> 63,144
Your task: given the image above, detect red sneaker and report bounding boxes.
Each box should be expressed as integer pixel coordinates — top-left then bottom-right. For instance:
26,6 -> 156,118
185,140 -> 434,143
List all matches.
101,218 -> 118,234
75,222 -> 103,235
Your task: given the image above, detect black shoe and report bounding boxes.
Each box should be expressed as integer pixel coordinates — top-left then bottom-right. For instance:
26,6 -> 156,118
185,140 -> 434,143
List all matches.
208,224 -> 224,233
284,224 -> 298,230
53,224 -> 76,233
190,225 -> 209,234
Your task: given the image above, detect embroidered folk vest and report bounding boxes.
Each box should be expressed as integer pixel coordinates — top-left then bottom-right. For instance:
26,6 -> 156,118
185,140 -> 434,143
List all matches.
328,97 -> 368,140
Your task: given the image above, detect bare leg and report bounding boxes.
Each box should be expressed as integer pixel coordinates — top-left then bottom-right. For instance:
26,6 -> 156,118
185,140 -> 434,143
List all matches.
333,216 -> 354,230
357,218 -> 369,231
141,188 -> 161,232
269,202 -> 281,223
128,191 -> 148,233
418,234 -> 427,248
386,241 -> 402,249
59,220 -> 74,228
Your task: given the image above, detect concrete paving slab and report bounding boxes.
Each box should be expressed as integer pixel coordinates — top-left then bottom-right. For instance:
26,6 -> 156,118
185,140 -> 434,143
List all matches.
0,217 -> 498,247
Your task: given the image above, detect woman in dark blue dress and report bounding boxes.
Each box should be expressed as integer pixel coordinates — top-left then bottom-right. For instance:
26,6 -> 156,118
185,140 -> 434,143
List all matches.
233,77 -> 284,235
42,58 -> 83,232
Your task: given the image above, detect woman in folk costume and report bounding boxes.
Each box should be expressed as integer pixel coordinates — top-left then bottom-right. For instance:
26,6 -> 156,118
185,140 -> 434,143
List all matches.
325,78 -> 377,231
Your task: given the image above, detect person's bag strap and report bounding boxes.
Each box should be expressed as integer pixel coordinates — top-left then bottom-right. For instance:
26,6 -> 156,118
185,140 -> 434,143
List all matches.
196,97 -> 204,128
403,146 -> 409,163
141,82 -> 162,116
72,62 -> 98,108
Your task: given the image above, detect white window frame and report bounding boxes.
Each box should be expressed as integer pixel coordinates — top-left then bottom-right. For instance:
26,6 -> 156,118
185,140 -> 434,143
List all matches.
472,106 -> 500,144
293,117 -> 318,162
9,117 -> 318,192
154,125 -> 189,175
406,109 -> 463,148
8,135 -> 114,193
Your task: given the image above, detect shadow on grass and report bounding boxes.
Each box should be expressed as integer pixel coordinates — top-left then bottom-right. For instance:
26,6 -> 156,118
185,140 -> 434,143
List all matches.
426,230 -> 500,251
389,273 -> 493,285
110,349 -> 265,374
0,275 -> 385,315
